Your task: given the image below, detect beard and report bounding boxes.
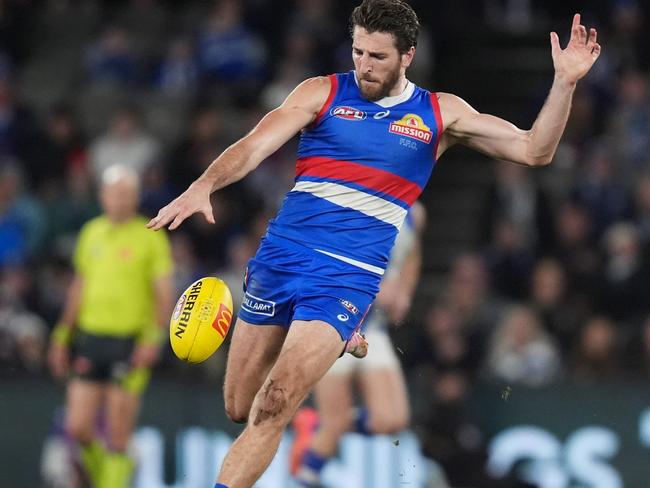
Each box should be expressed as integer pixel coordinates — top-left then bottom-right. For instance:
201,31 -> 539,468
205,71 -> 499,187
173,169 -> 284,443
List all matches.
358,65 -> 402,102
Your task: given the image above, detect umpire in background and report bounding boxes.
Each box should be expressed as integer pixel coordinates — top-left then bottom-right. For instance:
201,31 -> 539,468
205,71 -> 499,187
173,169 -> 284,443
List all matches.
47,164 -> 173,488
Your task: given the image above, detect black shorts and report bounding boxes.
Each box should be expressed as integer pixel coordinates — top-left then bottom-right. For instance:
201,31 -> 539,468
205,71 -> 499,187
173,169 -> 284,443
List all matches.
71,331 -> 149,393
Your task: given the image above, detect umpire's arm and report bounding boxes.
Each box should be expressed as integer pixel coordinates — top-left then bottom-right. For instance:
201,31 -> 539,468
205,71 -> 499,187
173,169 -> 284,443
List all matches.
47,274 -> 83,379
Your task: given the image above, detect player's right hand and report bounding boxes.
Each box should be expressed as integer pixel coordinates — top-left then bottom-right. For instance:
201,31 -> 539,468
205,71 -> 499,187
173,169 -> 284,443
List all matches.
47,343 -> 70,379
147,180 -> 215,231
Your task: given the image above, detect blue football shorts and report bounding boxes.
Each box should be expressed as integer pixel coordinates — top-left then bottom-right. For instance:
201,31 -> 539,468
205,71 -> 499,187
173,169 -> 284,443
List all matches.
237,234 -> 381,341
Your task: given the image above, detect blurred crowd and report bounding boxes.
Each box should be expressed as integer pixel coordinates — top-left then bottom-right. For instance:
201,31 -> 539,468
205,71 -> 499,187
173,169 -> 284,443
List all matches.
0,0 -> 649,485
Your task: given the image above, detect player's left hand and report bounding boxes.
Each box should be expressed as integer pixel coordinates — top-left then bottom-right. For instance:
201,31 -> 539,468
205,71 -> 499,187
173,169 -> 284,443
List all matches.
131,343 -> 160,368
551,13 -> 601,85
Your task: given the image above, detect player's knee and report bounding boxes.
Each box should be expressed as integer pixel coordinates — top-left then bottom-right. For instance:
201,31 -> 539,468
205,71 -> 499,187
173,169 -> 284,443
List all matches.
251,378 -> 292,427
371,411 -> 409,434
107,431 -> 130,451
225,401 -> 249,424
225,395 -> 250,424
322,414 -> 352,436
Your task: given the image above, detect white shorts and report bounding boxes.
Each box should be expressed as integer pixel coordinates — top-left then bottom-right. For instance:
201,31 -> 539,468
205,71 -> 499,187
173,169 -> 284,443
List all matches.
328,328 -> 401,376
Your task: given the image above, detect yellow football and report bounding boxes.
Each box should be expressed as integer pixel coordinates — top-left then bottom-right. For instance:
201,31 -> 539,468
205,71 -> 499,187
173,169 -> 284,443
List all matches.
169,277 -> 234,364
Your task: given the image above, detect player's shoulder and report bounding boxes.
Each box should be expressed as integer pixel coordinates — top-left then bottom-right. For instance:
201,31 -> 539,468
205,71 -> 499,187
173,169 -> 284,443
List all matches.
294,75 -> 336,97
435,92 -> 464,104
435,92 -> 478,122
277,75 -> 338,120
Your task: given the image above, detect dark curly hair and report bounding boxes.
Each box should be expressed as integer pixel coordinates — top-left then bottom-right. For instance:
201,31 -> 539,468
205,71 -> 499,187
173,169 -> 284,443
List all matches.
349,0 -> 420,54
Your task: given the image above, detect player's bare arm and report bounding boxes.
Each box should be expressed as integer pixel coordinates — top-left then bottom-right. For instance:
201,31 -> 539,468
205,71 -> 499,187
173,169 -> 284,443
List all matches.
437,13 -> 600,166
147,76 -> 332,231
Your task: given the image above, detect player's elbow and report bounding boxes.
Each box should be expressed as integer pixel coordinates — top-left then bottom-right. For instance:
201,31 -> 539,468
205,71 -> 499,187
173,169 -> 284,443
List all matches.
522,144 -> 554,167
519,133 -> 554,167
502,154 -> 552,167
526,154 -> 553,167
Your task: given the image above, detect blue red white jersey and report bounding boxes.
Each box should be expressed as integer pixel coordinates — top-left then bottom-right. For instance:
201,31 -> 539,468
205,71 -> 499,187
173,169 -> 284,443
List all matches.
266,70 -> 442,275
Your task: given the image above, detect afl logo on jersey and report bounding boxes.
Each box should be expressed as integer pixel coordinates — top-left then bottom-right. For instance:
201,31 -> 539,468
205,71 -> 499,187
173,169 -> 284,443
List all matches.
331,106 -> 367,121
389,113 -> 433,143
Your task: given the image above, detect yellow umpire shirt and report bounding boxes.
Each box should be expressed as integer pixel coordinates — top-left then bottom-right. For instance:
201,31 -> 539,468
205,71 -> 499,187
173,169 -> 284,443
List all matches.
74,215 -> 173,338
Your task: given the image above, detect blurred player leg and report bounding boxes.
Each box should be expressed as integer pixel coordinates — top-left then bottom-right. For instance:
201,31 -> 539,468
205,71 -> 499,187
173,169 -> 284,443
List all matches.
293,329 -> 409,485
223,318 -> 288,423
358,366 -> 410,433
217,320 -> 345,487
65,379 -> 105,487
291,372 -> 354,483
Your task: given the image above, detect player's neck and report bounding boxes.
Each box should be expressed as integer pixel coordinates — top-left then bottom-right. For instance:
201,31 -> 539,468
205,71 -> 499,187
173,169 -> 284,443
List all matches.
387,76 -> 409,97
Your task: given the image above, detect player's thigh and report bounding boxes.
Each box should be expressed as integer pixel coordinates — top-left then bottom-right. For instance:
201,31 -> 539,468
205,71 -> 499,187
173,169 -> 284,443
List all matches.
359,367 -> 410,432
66,379 -> 105,440
314,371 -> 355,434
105,384 -> 141,449
249,320 -> 345,427
223,318 -> 287,419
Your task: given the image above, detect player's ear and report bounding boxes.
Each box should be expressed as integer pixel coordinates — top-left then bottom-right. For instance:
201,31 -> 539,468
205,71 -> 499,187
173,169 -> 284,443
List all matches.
401,46 -> 416,68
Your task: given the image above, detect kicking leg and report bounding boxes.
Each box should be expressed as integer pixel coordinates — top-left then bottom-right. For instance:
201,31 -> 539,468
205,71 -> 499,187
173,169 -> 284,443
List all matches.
217,320 -> 345,488
223,318 -> 287,423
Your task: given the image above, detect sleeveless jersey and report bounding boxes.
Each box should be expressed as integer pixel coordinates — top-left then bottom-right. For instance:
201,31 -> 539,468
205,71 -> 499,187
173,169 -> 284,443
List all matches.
267,70 -> 442,275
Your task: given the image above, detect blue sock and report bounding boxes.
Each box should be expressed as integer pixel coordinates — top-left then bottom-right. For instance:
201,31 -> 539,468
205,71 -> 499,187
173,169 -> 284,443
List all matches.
295,448 -> 328,485
353,407 -> 372,436
302,448 -> 327,473
214,484 -> 229,488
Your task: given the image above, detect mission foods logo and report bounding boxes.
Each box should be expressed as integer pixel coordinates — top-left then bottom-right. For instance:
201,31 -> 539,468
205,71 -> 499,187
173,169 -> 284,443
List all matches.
331,106 -> 367,121
389,113 -> 433,143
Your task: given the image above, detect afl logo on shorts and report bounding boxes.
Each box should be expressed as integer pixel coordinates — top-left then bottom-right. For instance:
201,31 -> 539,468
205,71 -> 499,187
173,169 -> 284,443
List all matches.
339,299 -> 359,315
331,106 -> 366,121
